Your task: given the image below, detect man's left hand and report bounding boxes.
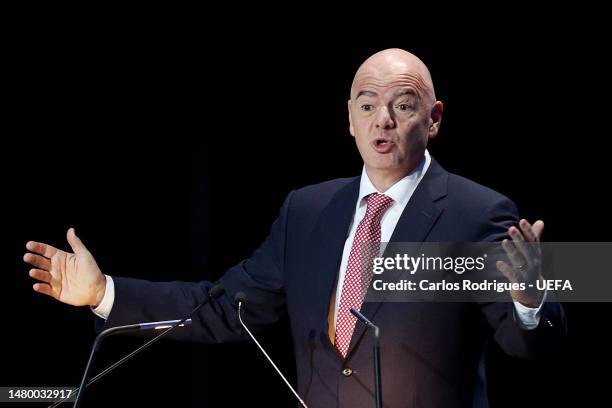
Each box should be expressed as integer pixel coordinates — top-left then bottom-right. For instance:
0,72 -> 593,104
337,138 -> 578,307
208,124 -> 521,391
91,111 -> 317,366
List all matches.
496,219 -> 545,308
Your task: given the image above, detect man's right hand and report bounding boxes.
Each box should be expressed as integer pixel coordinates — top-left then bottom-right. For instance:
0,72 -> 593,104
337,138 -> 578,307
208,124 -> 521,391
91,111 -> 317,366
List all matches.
24,228 -> 106,307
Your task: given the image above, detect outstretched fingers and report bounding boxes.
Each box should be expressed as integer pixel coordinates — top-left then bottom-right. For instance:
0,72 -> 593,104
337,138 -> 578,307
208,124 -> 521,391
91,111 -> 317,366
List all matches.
25,241 -> 59,258
29,268 -> 52,284
33,282 -> 54,297
23,253 -> 51,271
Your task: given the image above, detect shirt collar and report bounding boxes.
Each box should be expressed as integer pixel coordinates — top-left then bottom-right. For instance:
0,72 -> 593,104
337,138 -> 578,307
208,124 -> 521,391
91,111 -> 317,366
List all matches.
357,149 -> 431,210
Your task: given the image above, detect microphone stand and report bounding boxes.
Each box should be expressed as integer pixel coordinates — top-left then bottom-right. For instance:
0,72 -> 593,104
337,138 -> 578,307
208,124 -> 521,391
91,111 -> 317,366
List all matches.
235,292 -> 308,408
351,308 -> 382,408
71,319 -> 191,408
49,284 -> 224,408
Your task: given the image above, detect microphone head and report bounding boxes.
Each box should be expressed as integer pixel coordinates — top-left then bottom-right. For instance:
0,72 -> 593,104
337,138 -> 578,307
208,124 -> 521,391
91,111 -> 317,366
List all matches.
234,292 -> 248,306
209,284 -> 225,299
350,307 -> 373,327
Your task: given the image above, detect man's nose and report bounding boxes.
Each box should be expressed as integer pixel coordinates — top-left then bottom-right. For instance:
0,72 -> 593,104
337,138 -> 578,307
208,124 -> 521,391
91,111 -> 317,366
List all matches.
375,106 -> 395,129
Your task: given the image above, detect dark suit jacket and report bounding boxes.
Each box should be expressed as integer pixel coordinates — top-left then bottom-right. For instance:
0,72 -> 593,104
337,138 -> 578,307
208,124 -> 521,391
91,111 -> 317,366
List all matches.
103,158 -> 566,407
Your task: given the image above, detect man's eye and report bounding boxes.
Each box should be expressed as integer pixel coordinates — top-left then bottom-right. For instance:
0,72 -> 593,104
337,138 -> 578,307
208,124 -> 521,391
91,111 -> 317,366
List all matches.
397,104 -> 414,111
360,104 -> 374,112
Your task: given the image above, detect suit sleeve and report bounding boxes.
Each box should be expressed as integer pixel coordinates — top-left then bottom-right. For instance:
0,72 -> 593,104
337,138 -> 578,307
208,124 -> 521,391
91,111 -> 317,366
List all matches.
476,196 -> 567,358
100,191 -> 294,343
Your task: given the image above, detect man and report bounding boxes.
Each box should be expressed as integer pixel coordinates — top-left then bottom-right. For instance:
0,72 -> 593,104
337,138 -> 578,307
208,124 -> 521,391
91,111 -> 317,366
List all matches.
24,49 -> 565,407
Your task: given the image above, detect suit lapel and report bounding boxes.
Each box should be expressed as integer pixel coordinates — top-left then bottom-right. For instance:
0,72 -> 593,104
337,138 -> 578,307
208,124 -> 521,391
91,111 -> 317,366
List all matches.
310,177 -> 361,336
345,158 -> 449,360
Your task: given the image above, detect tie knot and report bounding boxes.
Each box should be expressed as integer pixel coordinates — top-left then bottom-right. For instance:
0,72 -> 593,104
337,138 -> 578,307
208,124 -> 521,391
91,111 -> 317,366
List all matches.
365,193 -> 394,219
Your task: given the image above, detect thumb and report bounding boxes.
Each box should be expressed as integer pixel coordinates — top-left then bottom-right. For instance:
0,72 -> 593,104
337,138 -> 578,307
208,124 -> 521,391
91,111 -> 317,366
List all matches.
67,227 -> 88,254
532,220 -> 545,241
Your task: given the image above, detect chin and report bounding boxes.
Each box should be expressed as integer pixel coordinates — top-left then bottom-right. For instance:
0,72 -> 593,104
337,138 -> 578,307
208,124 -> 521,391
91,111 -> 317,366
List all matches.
367,156 -> 400,170
368,163 -> 402,175
367,157 -> 415,176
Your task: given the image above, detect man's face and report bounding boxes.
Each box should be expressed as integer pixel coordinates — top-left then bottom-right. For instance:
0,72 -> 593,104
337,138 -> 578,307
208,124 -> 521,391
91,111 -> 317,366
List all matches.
348,71 -> 441,178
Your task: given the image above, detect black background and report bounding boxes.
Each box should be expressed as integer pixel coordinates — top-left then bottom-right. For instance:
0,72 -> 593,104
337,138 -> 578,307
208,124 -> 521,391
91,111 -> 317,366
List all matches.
3,16 -> 611,407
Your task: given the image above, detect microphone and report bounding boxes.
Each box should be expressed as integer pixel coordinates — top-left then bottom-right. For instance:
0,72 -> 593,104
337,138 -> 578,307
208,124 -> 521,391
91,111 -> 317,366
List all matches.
234,292 -> 308,408
350,308 -> 382,408
50,284 -> 225,408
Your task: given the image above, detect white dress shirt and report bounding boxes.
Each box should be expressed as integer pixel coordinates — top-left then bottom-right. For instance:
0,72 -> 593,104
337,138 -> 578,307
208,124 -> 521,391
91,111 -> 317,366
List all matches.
94,149 -> 543,329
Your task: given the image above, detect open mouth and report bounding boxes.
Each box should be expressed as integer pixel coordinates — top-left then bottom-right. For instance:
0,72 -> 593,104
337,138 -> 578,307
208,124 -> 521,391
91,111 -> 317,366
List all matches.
372,138 -> 394,153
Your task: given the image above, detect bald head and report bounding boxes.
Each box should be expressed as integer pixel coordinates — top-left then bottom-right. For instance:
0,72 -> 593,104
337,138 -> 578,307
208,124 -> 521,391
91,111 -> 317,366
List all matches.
351,48 -> 436,104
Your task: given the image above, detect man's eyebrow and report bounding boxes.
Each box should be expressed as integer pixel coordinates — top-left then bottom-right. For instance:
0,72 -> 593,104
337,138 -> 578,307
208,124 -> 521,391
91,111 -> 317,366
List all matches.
356,90 -> 378,99
395,88 -> 417,97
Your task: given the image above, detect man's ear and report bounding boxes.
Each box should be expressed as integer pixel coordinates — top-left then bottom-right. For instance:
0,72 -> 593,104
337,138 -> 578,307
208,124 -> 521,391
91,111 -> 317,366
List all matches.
348,99 -> 355,137
428,101 -> 444,139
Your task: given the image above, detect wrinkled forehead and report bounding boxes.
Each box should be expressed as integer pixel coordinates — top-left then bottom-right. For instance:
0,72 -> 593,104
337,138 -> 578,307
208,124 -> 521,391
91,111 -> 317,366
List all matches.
351,65 -> 434,102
